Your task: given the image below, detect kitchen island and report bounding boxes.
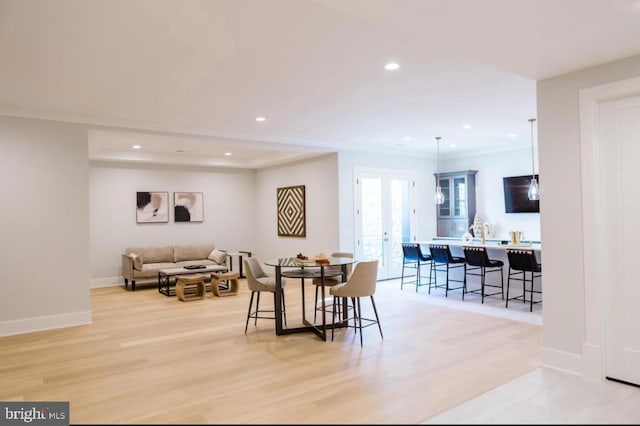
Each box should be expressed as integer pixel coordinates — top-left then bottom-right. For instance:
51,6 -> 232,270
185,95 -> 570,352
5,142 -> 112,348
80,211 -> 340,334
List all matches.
417,237 -> 542,306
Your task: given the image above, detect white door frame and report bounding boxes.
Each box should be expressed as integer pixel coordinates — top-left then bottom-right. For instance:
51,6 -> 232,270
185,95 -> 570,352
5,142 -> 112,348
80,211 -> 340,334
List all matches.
353,166 -> 417,279
579,75 -> 640,381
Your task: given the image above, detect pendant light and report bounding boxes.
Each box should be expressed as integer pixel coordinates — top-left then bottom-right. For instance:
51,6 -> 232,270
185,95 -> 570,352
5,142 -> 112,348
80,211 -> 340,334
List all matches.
434,136 -> 445,204
527,118 -> 540,201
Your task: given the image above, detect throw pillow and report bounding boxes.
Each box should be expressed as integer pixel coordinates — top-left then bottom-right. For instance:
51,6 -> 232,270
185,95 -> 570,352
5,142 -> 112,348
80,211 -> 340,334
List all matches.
208,249 -> 227,265
130,252 -> 143,270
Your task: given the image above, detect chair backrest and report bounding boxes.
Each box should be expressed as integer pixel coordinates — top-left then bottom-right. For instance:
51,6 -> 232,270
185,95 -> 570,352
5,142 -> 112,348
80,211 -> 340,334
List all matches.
416,244 -> 432,261
244,257 -> 268,292
506,249 -> 541,272
462,246 -> 491,267
402,243 -> 420,263
403,243 -> 431,262
332,260 -> 379,298
329,252 -> 354,276
429,244 -> 454,263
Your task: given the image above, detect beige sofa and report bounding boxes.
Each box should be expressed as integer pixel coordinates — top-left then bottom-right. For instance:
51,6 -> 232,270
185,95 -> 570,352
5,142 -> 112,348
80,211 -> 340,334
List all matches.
122,243 -> 228,290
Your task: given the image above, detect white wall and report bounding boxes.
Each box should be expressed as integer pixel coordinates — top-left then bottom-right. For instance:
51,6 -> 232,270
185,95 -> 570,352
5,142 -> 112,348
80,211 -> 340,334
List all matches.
254,154 -> 340,266
538,54 -> 640,375
0,116 -> 91,336
443,148 -> 541,241
89,162 -> 256,286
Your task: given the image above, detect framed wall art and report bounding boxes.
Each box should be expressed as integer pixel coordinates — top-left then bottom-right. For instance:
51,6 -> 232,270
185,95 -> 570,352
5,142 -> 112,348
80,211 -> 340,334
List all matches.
136,191 -> 169,223
277,185 -> 306,237
174,192 -> 203,222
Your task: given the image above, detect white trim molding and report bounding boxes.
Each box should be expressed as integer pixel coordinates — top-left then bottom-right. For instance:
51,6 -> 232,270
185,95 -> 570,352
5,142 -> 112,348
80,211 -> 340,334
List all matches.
578,75 -> 640,381
0,311 -> 92,338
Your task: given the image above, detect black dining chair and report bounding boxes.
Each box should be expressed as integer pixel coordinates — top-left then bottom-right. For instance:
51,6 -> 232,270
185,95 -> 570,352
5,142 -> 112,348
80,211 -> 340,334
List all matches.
428,244 -> 466,297
400,243 -> 433,292
462,246 -> 504,303
505,249 -> 542,312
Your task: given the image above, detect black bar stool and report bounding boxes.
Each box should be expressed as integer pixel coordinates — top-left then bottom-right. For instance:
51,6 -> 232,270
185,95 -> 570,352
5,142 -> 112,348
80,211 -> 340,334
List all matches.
428,244 -> 466,297
400,243 -> 433,292
462,246 -> 504,303
505,249 -> 542,312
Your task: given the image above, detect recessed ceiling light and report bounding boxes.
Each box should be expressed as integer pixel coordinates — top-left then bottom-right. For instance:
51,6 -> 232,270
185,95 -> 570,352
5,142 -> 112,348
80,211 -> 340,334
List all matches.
256,116 -> 266,122
508,133 -> 518,138
450,143 -> 457,148
132,145 -> 141,149
403,136 -> 412,141
385,62 -> 399,70
463,124 -> 472,129
224,152 -> 232,156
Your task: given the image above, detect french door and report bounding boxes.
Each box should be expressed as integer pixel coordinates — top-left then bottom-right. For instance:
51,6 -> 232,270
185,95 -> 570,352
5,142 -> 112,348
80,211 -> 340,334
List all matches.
354,168 -> 415,280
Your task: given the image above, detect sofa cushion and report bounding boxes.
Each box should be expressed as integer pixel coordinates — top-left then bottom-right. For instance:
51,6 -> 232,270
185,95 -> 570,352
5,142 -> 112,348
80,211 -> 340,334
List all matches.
176,259 -> 215,268
126,246 -> 174,263
174,244 -> 215,262
130,252 -> 143,270
208,248 -> 227,265
133,262 -> 178,279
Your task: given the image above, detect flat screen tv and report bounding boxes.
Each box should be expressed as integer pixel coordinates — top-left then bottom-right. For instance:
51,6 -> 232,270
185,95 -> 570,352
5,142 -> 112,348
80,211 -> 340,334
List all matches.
503,174 -> 540,213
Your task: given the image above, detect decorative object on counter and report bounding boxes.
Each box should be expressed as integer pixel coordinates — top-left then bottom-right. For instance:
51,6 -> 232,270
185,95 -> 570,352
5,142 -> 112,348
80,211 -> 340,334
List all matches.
509,230 -> 524,245
472,215 -> 483,238
434,136 -> 445,205
527,118 -> 540,201
481,223 -> 491,244
461,230 -> 473,244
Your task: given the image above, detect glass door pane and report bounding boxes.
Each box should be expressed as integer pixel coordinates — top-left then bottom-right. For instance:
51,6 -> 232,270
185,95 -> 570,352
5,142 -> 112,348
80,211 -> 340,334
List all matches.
453,177 -> 466,216
388,179 -> 411,277
360,177 -> 383,268
439,178 -> 451,216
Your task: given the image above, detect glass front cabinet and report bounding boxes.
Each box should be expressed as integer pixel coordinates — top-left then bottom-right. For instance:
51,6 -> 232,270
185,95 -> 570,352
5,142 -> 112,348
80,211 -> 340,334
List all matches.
434,170 -> 478,237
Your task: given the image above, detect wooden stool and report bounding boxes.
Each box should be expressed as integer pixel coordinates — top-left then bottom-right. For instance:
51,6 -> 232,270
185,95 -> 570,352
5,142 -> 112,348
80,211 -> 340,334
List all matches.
176,274 -> 206,301
212,271 -> 240,297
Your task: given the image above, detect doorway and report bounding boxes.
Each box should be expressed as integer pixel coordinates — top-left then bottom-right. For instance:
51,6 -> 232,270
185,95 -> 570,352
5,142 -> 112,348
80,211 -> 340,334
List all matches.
580,76 -> 640,385
354,168 -> 416,280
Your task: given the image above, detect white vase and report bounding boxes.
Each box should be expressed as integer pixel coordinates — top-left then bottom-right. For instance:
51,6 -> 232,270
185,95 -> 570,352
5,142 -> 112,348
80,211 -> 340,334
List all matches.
472,215 -> 483,238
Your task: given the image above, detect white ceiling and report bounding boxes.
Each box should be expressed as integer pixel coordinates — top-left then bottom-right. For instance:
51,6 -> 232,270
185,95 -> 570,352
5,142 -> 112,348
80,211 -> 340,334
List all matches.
2,0 -> 640,168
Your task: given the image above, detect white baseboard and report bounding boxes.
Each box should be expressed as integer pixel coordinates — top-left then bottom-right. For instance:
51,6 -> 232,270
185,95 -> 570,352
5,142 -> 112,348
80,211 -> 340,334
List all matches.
0,310 -> 92,337
540,344 -> 604,383
540,345 -> 582,376
91,276 -> 123,288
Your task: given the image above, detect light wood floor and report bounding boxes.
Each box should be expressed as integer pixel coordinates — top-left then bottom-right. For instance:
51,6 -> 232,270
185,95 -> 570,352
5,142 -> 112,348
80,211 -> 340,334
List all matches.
0,278 -> 543,424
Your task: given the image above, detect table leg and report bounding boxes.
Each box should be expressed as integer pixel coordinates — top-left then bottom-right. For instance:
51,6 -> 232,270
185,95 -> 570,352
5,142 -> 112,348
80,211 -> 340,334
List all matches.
320,266 -> 327,338
275,265 -> 284,335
